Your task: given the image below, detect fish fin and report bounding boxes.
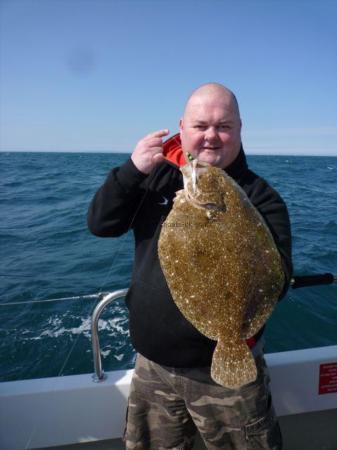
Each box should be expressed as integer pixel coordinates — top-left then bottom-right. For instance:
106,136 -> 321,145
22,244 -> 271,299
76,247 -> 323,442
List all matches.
211,337 -> 257,389
241,294 -> 278,339
241,252 -> 285,338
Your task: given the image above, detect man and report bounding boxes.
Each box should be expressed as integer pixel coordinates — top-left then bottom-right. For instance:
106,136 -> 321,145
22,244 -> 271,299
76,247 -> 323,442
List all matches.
88,83 -> 292,449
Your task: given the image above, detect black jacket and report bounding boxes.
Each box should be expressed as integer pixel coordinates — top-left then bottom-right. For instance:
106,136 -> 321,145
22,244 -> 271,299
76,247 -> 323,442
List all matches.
87,145 -> 292,368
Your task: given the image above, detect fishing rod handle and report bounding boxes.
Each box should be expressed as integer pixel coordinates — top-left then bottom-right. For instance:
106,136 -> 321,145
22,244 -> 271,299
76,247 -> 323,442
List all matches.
291,273 -> 336,289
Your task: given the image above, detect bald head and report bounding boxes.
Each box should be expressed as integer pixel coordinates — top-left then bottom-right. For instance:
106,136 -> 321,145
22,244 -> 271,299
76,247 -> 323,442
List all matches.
183,83 -> 241,122
180,83 -> 242,169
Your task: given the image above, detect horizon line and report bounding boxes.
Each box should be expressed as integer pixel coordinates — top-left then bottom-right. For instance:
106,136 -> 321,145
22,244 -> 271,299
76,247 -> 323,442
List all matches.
1,149 -> 337,157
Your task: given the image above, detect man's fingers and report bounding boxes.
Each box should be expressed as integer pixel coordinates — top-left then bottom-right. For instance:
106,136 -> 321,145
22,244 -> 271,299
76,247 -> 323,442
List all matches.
146,137 -> 167,148
131,129 -> 169,174
144,129 -> 169,140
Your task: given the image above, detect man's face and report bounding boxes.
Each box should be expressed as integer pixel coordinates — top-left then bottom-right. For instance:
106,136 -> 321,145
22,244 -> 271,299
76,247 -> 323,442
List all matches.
179,96 -> 242,169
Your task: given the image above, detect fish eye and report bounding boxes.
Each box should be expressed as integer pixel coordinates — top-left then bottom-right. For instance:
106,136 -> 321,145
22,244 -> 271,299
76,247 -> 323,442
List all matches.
204,203 -> 227,213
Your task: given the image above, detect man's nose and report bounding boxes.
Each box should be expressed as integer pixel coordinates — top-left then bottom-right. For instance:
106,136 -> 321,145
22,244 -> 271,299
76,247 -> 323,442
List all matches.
204,127 -> 218,141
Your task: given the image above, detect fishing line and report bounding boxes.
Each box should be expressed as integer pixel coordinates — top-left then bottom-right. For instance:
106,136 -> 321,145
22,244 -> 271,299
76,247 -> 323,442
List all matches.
54,169 -> 157,376
0,293 -> 105,307
55,166 -> 156,379
58,166 -> 159,374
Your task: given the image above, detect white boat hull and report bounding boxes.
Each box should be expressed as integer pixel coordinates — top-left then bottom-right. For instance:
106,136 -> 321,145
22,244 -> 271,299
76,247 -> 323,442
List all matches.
1,346 -> 337,450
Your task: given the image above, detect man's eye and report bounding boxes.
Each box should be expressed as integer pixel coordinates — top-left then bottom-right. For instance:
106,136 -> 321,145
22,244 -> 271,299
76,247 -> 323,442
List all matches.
218,125 -> 231,130
194,125 -> 206,130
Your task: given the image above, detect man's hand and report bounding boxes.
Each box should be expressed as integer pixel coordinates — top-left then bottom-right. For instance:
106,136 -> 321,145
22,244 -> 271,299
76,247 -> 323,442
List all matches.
131,129 -> 169,174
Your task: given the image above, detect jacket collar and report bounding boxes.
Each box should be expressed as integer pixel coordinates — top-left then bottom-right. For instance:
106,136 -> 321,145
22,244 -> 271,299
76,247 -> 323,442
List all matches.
224,146 -> 248,180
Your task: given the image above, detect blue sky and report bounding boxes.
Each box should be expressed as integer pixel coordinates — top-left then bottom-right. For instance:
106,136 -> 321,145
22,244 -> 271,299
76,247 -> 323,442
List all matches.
0,0 -> 336,155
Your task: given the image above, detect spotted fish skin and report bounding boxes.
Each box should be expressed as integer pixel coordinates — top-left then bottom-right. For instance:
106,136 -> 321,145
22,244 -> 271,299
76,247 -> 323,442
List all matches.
158,162 -> 284,389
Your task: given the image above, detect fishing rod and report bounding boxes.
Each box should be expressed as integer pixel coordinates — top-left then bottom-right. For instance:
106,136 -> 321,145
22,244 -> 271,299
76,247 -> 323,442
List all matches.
291,273 -> 337,289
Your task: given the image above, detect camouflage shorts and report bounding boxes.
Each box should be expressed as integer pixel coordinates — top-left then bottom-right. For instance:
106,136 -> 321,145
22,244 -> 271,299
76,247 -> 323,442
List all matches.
124,352 -> 282,450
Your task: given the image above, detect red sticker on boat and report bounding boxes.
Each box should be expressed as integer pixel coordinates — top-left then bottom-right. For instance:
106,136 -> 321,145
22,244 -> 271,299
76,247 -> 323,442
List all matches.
319,362 -> 337,395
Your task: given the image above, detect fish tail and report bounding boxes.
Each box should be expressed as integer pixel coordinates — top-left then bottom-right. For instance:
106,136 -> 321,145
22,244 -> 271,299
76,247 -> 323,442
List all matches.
211,337 -> 257,389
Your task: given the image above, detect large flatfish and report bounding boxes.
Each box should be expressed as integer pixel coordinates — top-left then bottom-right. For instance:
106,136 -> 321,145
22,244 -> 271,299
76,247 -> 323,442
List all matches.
158,160 -> 284,388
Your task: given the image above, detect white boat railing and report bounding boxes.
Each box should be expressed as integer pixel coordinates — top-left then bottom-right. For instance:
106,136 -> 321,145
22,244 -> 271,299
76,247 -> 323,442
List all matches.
91,289 -> 129,382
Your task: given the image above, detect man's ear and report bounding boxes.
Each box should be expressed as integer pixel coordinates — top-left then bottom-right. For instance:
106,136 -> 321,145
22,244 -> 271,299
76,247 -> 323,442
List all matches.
179,118 -> 184,136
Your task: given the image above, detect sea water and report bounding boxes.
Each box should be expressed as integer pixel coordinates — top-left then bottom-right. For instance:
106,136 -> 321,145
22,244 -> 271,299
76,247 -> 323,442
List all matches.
0,151 -> 336,381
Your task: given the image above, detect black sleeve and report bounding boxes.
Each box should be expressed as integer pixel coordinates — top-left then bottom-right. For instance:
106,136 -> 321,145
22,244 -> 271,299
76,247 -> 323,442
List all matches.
248,175 -> 293,299
87,157 -> 148,237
